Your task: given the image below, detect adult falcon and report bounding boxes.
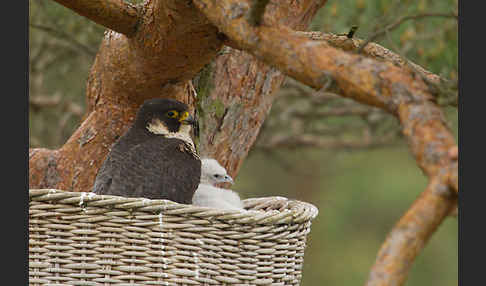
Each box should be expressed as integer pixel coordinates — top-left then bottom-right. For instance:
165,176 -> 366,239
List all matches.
92,98 -> 201,204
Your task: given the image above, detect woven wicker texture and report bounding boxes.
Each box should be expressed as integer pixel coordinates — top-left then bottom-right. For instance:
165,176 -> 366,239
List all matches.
29,189 -> 318,286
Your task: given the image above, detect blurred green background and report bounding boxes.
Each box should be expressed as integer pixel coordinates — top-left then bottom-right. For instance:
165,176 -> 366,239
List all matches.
29,0 -> 458,285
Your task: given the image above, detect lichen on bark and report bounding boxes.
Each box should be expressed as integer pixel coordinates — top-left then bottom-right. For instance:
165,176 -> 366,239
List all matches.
30,0 -> 327,191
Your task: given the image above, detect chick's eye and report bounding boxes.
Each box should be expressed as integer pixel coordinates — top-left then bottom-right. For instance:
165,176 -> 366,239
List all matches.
214,174 -> 220,178
166,110 -> 178,118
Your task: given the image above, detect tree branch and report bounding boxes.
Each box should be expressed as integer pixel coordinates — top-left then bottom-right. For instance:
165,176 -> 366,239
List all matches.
358,12 -> 458,52
292,31 -> 442,86
194,1 -> 327,178
248,0 -> 271,26
29,23 -> 97,57
29,94 -> 84,116
192,1 -> 458,285
30,0 -> 325,193
51,0 -> 140,37
193,0 -> 430,106
29,95 -> 62,109
365,176 -> 457,286
256,132 -> 398,151
291,106 -> 373,119
192,0 -> 458,193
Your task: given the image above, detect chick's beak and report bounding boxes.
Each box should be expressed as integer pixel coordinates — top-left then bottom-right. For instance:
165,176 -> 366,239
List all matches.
224,175 -> 234,185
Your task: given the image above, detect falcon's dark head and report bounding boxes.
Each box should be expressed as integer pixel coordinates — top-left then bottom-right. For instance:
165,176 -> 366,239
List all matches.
135,98 -> 196,135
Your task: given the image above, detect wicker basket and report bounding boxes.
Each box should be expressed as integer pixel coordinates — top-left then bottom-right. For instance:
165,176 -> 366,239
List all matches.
29,189 -> 318,286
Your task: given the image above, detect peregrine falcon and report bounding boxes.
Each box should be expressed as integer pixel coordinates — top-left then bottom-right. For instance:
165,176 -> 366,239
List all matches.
92,98 -> 201,204
192,158 -> 244,210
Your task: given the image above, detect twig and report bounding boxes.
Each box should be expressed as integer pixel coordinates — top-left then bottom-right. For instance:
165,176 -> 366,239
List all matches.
291,106 -> 373,119
51,0 -> 140,37
282,78 -> 341,104
257,131 -> 398,151
308,124 -> 367,137
30,23 -> 97,57
293,30 -> 443,86
29,95 -> 84,116
195,0 -> 458,182
248,0 -> 271,26
29,95 -> 62,109
193,2 -> 458,285
346,25 -> 359,38
365,176 -> 457,286
358,12 -> 458,53
295,30 -> 458,108
29,40 -> 50,71
383,27 -> 458,108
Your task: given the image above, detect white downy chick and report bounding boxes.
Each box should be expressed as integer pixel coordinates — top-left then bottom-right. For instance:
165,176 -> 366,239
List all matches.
193,158 -> 244,211
199,158 -> 234,186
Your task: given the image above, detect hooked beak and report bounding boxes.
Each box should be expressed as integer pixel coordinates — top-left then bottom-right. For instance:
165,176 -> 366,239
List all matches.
179,113 -> 196,125
223,175 -> 234,185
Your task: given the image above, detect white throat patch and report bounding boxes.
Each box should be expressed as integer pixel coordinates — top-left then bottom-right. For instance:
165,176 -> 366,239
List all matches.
147,119 -> 197,156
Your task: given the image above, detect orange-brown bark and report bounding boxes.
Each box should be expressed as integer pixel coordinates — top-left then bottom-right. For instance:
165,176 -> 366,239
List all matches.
29,0 -> 458,285
196,0 -> 326,178
29,82 -> 197,192
191,0 -> 458,285
293,31 -> 442,85
365,177 -> 457,286
52,0 -> 140,37
192,0 -> 458,192
288,32 -> 458,182
30,0 -> 223,192
397,102 -> 457,183
193,0 -> 427,107
29,0 -> 326,192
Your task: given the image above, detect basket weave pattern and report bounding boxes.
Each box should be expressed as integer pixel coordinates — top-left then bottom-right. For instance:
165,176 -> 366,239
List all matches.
29,189 -> 318,286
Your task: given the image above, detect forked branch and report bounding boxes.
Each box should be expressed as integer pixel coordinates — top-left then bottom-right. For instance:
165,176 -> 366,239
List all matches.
365,177 -> 457,286
192,1 -> 458,285
52,0 -> 140,37
192,0 -> 458,192
292,31 -> 442,85
358,12 -> 458,52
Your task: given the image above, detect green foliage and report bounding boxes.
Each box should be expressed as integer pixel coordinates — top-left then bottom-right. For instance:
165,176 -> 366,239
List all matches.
238,1 -> 457,285
29,0 -> 104,148
311,0 -> 458,77
236,147 -> 457,286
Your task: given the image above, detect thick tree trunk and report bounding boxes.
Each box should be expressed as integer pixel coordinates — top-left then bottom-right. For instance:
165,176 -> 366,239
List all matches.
190,1 -> 458,285
29,0 -> 326,192
29,1 -> 457,285
196,0 -> 325,178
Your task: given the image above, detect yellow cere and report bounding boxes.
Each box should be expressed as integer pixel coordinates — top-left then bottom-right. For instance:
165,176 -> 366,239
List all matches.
179,111 -> 189,122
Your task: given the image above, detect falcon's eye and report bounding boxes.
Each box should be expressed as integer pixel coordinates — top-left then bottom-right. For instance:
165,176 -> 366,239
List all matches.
214,174 -> 220,178
166,110 -> 179,118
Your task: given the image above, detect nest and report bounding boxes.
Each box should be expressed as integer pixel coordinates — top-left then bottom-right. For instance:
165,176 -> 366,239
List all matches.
29,189 -> 318,286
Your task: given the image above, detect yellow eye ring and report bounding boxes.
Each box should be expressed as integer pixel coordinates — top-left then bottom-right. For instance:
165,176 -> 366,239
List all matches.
166,110 -> 179,118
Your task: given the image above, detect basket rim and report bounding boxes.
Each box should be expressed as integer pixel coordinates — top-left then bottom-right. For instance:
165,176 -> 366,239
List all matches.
29,189 -> 319,225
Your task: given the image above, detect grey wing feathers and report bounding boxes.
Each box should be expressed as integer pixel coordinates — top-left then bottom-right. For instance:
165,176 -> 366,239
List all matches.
92,153 -> 113,194
93,137 -> 200,204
